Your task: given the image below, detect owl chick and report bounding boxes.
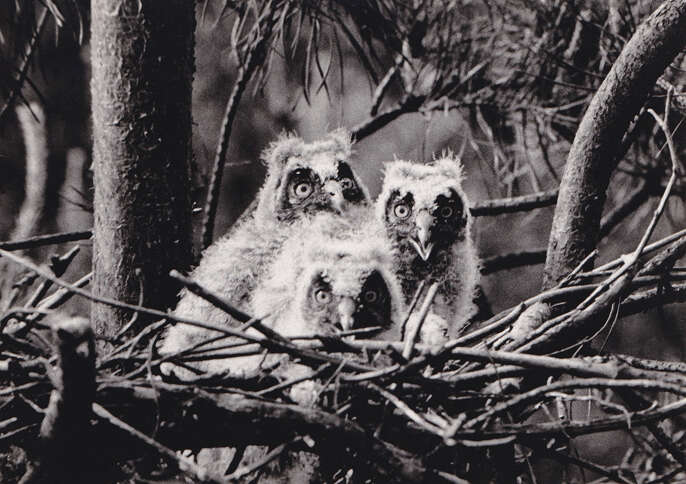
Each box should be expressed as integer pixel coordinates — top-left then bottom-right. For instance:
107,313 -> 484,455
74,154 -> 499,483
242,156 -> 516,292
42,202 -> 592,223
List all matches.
191,215 -> 403,481
376,155 -> 480,336
252,213 -> 403,344
160,130 -> 369,366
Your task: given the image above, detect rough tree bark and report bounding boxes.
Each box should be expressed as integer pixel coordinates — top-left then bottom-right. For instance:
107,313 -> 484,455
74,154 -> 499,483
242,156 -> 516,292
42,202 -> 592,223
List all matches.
90,1 -> 194,337
543,0 -> 686,290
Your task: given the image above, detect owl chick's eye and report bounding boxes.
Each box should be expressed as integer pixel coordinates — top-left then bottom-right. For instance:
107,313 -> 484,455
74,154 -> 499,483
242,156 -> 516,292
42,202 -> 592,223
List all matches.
313,289 -> 331,305
394,203 -> 411,219
340,177 -> 355,190
363,289 -> 379,303
439,206 -> 453,218
293,181 -> 313,199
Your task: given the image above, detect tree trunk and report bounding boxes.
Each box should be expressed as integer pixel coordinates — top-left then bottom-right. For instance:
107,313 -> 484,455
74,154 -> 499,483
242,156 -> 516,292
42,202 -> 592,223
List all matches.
542,0 -> 686,289
90,0 -> 194,337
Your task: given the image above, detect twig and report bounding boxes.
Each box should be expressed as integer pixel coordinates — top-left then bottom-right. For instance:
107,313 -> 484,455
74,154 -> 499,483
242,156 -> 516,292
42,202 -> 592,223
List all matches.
598,179 -> 654,240
0,250 -> 378,373
201,11 -> 275,250
92,403 -> 226,484
0,231 -> 92,252
367,382 -> 444,436
571,105 -> 679,312
351,94 -> 425,142
224,439 -> 296,481
448,396 -> 686,441
470,189 -> 558,217
256,364 -> 330,397
26,247 -> 81,308
370,57 -> 402,116
557,249 -> 598,287
0,7 -> 48,123
169,269 -> 290,344
523,440 -> 634,484
402,282 -> 439,359
595,228 -> 686,274
460,378 -> 686,432
481,249 -> 547,274
657,77 -> 686,115
399,280 -> 426,340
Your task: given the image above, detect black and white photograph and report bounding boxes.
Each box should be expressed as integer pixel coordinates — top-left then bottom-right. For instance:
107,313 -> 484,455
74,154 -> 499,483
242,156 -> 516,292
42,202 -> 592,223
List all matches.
0,1 -> 685,482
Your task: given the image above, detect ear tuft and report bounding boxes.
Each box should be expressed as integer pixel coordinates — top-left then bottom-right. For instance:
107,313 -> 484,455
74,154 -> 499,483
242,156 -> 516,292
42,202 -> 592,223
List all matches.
432,151 -> 465,182
326,128 -> 353,157
261,132 -> 304,167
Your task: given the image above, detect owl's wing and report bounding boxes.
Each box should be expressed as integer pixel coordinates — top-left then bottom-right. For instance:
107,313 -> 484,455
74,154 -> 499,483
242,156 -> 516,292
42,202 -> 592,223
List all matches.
160,220 -> 284,356
249,229 -> 308,335
444,236 -> 481,335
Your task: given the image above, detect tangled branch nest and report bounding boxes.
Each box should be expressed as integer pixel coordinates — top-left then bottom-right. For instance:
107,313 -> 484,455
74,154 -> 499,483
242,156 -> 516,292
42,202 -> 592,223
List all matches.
0,188 -> 685,482
0,0 -> 685,482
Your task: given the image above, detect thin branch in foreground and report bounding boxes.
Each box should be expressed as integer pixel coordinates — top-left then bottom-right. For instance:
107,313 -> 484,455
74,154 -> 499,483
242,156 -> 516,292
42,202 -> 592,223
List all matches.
95,382 -> 434,483
566,103 -> 680,316
168,269 -> 289,344
0,249 -> 376,373
523,440 -> 634,484
592,227 -> 686,274
402,282 -> 440,359
0,231 -> 92,252
542,0 -> 686,288
225,439 -> 297,481
367,382 -> 444,437
92,403 -> 225,484
460,378 -> 686,432
370,57 -> 402,116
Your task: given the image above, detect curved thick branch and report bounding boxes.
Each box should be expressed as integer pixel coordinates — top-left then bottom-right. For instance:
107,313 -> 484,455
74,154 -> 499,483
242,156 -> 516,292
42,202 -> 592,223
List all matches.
543,0 -> 686,289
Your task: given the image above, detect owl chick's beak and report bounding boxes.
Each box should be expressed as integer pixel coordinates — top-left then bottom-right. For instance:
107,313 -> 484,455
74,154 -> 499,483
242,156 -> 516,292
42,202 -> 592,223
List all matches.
324,179 -> 346,214
337,297 -> 356,332
410,210 -> 435,261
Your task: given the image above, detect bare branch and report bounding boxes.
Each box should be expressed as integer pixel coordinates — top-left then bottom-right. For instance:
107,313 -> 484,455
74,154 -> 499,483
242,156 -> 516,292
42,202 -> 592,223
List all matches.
481,249 -> 546,274
0,231 -> 92,252
201,14 -> 275,250
543,0 -> 686,288
470,190 -> 558,217
0,7 -> 48,123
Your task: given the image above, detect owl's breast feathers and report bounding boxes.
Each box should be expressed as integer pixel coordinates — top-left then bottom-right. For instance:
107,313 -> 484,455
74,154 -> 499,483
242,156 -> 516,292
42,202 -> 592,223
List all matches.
393,235 -> 478,318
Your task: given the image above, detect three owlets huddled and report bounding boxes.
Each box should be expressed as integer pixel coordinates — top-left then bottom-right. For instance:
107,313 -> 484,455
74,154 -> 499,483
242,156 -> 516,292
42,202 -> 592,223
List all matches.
160,129 -> 481,378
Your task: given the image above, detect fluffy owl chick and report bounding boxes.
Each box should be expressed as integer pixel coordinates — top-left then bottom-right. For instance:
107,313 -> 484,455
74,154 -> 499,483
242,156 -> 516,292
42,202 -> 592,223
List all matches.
160,130 -> 369,369
193,216 -> 402,483
376,155 -> 480,336
253,213 -> 404,345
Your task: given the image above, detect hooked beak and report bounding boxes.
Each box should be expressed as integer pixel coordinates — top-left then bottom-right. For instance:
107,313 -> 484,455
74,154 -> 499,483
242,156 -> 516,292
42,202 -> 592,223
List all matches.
409,210 -> 435,261
324,180 -> 346,214
337,297 -> 356,332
